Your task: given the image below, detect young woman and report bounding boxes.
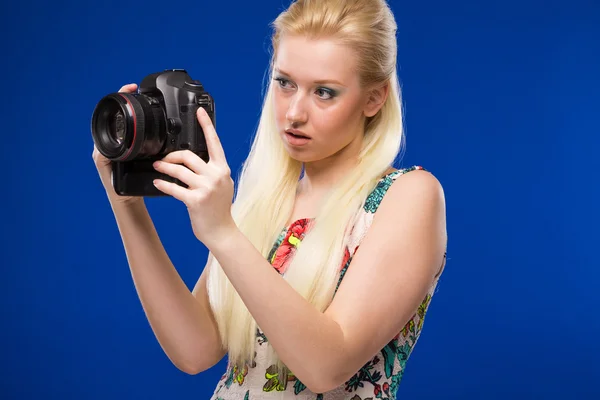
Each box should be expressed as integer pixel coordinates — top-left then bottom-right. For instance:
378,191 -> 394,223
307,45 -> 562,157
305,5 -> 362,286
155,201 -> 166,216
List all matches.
92,0 -> 447,398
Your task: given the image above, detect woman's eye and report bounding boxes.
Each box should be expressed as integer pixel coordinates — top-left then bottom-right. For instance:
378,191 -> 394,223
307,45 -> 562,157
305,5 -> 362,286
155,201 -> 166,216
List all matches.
275,78 -> 291,89
316,88 -> 335,100
274,77 -> 336,100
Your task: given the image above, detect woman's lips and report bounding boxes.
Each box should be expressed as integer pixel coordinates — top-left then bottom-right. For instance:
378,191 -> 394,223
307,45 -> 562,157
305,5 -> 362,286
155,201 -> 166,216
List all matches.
285,131 -> 311,146
286,128 -> 310,139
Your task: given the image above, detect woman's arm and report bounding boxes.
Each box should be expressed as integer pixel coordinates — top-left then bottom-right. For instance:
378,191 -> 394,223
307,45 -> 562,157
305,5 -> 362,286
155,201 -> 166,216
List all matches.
207,169 -> 446,393
110,200 -> 226,374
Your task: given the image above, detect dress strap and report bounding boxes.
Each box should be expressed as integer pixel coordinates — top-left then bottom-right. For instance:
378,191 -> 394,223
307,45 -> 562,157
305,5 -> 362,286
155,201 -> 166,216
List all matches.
364,165 -> 426,214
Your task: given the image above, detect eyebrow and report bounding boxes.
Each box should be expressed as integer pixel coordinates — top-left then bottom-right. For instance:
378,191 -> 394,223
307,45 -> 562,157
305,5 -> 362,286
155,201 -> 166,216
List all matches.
274,68 -> 345,86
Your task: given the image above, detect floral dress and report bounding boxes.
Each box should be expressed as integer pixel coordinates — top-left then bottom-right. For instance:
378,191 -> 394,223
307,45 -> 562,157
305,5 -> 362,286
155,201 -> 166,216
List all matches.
211,166 -> 446,400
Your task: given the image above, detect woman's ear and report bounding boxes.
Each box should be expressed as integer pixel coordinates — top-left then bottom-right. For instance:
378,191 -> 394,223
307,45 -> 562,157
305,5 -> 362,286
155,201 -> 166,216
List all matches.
363,81 -> 390,117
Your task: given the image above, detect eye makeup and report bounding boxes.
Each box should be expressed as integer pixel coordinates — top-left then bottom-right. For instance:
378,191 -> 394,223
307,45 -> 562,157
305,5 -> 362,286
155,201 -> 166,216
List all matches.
273,76 -> 339,100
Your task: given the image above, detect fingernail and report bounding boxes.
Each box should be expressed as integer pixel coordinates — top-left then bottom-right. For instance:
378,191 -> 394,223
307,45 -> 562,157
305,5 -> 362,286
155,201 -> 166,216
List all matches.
153,161 -> 161,168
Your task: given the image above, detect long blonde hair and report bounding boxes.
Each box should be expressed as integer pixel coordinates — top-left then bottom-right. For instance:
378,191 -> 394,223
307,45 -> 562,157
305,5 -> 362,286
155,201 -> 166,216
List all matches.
207,0 -> 405,374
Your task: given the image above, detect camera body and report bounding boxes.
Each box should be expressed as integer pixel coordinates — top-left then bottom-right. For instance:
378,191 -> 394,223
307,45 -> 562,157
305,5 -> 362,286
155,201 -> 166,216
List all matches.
91,69 -> 215,197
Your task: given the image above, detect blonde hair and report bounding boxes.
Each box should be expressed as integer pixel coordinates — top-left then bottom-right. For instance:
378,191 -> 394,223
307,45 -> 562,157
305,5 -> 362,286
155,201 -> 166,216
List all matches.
207,0 -> 405,376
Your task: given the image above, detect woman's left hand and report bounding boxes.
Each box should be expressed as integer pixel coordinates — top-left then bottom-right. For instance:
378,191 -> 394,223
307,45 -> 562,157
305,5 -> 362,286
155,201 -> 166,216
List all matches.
152,107 -> 236,248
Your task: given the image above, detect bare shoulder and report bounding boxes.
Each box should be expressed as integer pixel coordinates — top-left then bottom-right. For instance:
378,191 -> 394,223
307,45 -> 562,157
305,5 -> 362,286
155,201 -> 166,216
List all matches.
366,167 -> 447,230
389,167 -> 445,201
373,166 -> 447,258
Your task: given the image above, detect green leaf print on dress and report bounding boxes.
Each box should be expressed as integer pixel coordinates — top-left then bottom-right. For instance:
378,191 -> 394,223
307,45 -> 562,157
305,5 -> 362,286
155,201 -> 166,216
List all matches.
363,167 -> 424,213
345,356 -> 383,392
263,364 -> 300,392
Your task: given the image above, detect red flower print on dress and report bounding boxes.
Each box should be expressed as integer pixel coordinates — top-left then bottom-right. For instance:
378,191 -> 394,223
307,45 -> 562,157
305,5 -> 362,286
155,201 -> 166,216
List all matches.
383,382 -> 390,395
374,383 -> 382,396
271,218 -> 312,274
341,246 -> 351,270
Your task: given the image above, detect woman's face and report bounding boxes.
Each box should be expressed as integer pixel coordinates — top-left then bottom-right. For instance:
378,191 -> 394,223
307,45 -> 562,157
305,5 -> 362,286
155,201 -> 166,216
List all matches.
272,35 -> 371,163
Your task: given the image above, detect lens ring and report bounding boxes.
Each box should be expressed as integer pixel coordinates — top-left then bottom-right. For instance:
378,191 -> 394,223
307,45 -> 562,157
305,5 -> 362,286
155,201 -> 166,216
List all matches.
91,93 -> 146,161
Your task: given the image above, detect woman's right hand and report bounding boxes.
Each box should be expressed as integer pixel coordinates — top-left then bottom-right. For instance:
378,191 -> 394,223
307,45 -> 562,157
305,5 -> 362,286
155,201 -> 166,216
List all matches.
92,83 -> 142,206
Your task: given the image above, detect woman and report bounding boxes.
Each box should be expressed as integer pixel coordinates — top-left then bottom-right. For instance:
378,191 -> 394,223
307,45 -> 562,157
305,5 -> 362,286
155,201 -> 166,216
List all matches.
92,0 -> 447,398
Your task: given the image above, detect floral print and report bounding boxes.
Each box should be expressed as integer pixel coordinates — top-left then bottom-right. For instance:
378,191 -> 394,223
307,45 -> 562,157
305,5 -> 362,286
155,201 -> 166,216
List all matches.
263,364 -> 294,392
268,218 -> 312,273
218,352 -> 257,390
363,166 -> 422,213
211,166 -> 444,399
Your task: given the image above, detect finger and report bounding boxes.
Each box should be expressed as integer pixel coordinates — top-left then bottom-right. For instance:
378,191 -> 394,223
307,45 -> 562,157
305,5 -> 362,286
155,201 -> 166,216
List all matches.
153,179 -> 190,203
161,150 -> 208,176
153,160 -> 205,188
197,107 -> 227,165
118,83 -> 138,93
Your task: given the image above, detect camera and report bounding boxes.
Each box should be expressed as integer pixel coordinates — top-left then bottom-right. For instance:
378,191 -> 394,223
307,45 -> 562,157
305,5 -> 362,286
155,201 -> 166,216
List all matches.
91,69 -> 215,197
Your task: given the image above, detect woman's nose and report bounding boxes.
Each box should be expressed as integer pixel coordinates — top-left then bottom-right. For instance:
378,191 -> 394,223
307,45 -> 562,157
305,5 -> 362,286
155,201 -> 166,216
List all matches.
285,94 -> 308,124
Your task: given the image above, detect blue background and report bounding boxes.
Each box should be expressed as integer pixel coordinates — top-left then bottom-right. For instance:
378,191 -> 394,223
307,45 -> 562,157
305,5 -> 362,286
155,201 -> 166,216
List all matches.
1,0 -> 598,398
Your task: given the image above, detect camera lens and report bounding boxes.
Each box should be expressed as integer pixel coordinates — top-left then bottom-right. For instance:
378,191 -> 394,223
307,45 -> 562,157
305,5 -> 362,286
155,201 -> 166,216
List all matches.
109,110 -> 126,145
91,92 -> 167,161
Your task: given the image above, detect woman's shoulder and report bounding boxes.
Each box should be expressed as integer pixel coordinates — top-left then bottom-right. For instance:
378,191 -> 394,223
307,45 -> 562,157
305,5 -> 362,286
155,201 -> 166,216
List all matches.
364,165 -> 431,213
381,165 -> 429,180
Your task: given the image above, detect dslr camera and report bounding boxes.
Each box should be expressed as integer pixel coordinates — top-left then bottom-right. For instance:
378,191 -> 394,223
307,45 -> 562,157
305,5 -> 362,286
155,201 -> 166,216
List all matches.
91,69 -> 215,197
